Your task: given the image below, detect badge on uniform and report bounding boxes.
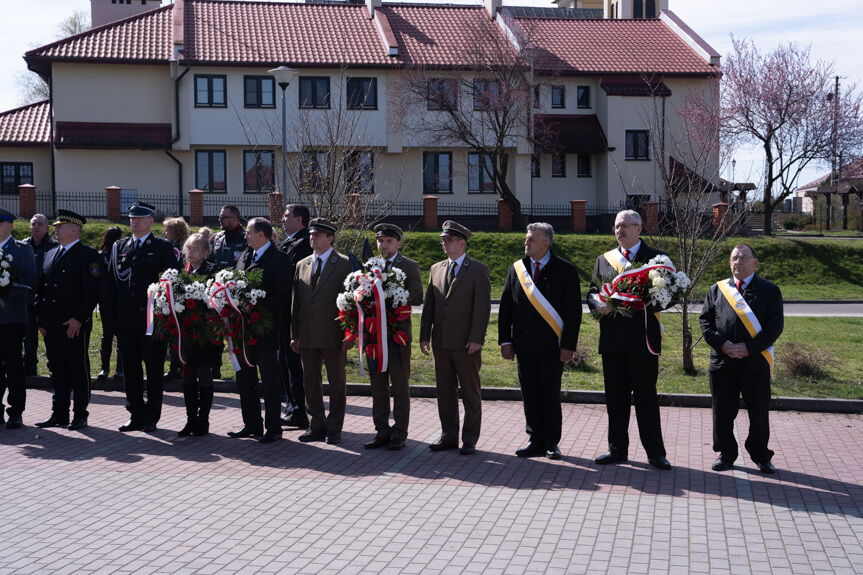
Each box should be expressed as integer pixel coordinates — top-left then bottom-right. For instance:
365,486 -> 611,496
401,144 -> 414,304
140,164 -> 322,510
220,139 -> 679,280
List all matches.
90,263 -> 101,277
735,301 -> 745,310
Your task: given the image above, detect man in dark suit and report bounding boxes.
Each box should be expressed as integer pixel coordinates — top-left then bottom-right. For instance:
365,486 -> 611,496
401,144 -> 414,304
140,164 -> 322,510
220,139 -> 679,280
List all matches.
499,223 -> 582,460
419,221 -> 491,455
228,217 -> 292,443
364,223 -> 423,451
0,208 -> 37,429
586,209 -> 672,470
277,203 -> 313,429
208,204 -> 247,270
700,244 -> 784,474
290,218 -> 353,445
34,210 -> 102,431
105,202 -> 180,432
23,213 -> 58,376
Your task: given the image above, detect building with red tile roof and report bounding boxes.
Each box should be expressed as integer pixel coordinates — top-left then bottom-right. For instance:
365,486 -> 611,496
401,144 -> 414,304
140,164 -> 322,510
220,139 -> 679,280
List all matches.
1,0 -> 720,219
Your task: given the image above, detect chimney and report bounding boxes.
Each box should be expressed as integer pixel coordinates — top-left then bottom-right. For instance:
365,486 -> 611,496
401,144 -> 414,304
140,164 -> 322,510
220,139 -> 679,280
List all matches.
483,0 -> 501,20
365,0 -> 381,18
173,0 -> 185,56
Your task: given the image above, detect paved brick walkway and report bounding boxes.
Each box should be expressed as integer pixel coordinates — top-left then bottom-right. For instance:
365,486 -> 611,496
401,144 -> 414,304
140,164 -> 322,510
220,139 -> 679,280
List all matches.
1,389 -> 862,574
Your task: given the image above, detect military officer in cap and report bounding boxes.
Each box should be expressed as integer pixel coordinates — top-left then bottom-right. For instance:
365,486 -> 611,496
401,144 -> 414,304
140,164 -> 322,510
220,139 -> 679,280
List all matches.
0,207 -> 37,429
290,217 -> 353,445
105,202 -> 180,432
420,220 -> 491,455
363,223 -> 423,451
34,210 -> 102,430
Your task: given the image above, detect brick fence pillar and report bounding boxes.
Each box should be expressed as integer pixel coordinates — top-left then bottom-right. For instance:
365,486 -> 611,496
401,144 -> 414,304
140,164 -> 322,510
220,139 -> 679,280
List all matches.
105,186 -> 122,222
18,184 -> 36,219
189,189 -> 204,226
713,202 -> 729,235
268,191 -> 283,226
497,199 -> 513,232
423,195 -> 438,231
570,199 -> 587,233
642,201 -> 659,235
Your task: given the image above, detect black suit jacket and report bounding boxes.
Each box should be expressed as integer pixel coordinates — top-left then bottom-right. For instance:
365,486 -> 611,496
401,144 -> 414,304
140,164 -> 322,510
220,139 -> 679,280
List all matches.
36,242 -> 102,329
277,227 -> 313,327
236,244 -> 292,349
699,275 -> 784,374
586,241 -> 666,355
499,253 -> 582,356
105,234 -> 180,328
0,238 -> 37,325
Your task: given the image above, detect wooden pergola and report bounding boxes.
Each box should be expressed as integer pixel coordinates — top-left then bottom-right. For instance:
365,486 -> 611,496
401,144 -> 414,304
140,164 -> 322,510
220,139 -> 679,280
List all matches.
807,182 -> 863,230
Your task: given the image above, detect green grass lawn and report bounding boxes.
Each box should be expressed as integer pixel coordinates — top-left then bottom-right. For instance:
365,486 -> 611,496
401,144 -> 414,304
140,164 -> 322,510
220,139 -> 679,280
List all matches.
70,313 -> 863,400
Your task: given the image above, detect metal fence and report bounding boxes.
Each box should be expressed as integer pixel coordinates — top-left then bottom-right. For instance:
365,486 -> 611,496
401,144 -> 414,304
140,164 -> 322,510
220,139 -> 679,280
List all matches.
0,194 -> 20,215
34,191 -> 108,219
201,193 -> 276,224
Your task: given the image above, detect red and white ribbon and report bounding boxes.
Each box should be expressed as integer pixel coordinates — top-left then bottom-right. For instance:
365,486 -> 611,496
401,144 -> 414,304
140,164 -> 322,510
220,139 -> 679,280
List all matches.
353,268 -> 389,377
147,278 -> 186,365
209,280 -> 252,370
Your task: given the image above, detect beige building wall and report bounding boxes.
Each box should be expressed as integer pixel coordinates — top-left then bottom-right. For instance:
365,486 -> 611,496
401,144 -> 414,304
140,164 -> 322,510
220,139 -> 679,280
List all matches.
0,147 -> 51,192
52,63 -> 172,124
54,149 -> 177,194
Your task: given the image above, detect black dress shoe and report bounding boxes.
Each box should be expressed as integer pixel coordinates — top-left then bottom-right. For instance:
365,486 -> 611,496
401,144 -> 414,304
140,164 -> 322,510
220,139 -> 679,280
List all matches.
298,431 -> 327,443
756,460 -> 776,474
96,370 -> 108,381
595,451 -> 627,465
388,437 -> 406,450
460,443 -> 476,455
177,420 -> 197,437
711,455 -> 736,471
282,416 -> 310,429
428,440 -> 458,452
119,420 -> 144,432
258,431 -> 282,444
6,416 -> 23,429
227,426 -> 263,438
546,445 -> 562,460
36,416 -> 69,428
68,418 -> 88,431
326,431 -> 342,445
648,456 -> 672,470
364,436 -> 390,449
142,421 -> 158,433
516,442 -> 546,458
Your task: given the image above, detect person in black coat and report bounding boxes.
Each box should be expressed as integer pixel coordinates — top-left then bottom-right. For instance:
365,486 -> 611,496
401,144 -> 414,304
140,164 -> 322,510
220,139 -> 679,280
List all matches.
586,209 -> 672,470
700,244 -> 784,474
499,223 -> 582,460
0,207 -> 37,429
276,203 -> 313,428
23,213 -> 59,376
208,205 -> 247,270
228,217 -> 292,443
34,210 -> 102,430
104,202 -> 180,432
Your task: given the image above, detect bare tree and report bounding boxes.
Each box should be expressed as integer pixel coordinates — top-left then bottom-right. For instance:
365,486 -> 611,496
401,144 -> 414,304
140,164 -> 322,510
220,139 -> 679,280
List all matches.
722,37 -> 863,235
16,10 -> 91,105
395,13 -> 553,229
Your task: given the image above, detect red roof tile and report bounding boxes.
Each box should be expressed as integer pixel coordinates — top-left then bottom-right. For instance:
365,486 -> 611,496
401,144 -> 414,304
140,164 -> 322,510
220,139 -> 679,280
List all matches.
512,16 -> 717,76
25,6 -> 173,68
0,101 -> 50,147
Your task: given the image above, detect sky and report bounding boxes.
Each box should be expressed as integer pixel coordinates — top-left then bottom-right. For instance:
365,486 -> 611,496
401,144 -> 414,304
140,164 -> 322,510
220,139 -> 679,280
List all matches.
1,0 -> 860,188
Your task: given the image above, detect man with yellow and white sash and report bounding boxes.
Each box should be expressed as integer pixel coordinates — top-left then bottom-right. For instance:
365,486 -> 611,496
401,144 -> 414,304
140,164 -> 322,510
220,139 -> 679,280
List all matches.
700,244 -> 784,474
499,223 -> 581,460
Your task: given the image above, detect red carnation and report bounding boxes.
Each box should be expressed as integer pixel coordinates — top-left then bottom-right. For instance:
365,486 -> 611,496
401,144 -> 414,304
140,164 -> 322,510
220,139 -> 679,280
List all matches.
233,348 -> 242,355
167,316 -> 176,325
250,312 -> 260,323
637,275 -> 648,286
247,338 -> 258,346
190,313 -> 200,321
186,299 -> 196,308
169,328 -> 179,336
182,318 -> 192,327
190,333 -> 200,340
220,309 -> 230,318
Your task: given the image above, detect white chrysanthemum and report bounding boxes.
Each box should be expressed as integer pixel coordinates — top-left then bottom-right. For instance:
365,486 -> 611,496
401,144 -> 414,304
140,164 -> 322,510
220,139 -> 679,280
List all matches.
336,293 -> 349,311
0,260 -> 9,269
0,276 -> 9,287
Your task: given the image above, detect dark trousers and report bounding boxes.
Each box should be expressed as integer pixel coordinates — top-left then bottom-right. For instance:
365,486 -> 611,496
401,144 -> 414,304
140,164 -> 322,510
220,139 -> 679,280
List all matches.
517,354 -> 564,448
44,326 -> 91,419
709,368 -> 774,464
236,346 -> 282,435
278,326 -> 306,420
301,347 -> 347,436
432,347 -> 482,446
99,315 -> 123,374
0,323 -> 26,418
117,328 -> 167,424
369,344 -> 411,441
23,306 -> 38,374
601,353 -> 666,459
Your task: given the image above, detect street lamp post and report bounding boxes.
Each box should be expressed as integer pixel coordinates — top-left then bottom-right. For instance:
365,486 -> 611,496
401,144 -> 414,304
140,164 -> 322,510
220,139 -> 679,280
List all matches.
268,66 -> 295,197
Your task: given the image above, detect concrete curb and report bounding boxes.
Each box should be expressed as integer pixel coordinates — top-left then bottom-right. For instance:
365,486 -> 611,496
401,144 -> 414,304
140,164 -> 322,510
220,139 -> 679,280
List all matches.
26,376 -> 863,414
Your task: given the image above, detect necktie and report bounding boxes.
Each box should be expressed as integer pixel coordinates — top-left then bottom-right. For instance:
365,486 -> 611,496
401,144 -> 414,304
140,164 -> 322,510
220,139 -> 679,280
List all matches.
444,261 -> 456,292
133,239 -> 141,253
736,280 -> 744,294
623,249 -> 632,261
311,257 -> 322,289
533,261 -> 541,283
56,247 -> 66,262
385,260 -> 392,272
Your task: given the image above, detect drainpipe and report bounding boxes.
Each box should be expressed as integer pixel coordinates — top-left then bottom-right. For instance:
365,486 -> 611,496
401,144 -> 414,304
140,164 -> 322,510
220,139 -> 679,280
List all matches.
165,60 -> 191,216
48,72 -> 56,213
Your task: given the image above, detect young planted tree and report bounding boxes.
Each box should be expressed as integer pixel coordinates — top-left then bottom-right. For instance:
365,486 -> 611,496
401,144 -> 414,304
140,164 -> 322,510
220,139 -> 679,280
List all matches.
722,37 -> 863,235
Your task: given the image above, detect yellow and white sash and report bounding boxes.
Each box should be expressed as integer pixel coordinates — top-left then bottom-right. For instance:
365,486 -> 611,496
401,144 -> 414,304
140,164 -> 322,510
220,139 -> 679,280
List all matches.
603,248 -> 664,338
514,259 -> 563,341
602,248 -> 630,273
716,279 -> 775,380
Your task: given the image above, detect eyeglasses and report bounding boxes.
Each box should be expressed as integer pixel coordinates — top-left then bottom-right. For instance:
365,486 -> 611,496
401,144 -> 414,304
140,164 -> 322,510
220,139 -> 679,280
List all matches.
217,215 -> 235,221
440,237 -> 461,244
